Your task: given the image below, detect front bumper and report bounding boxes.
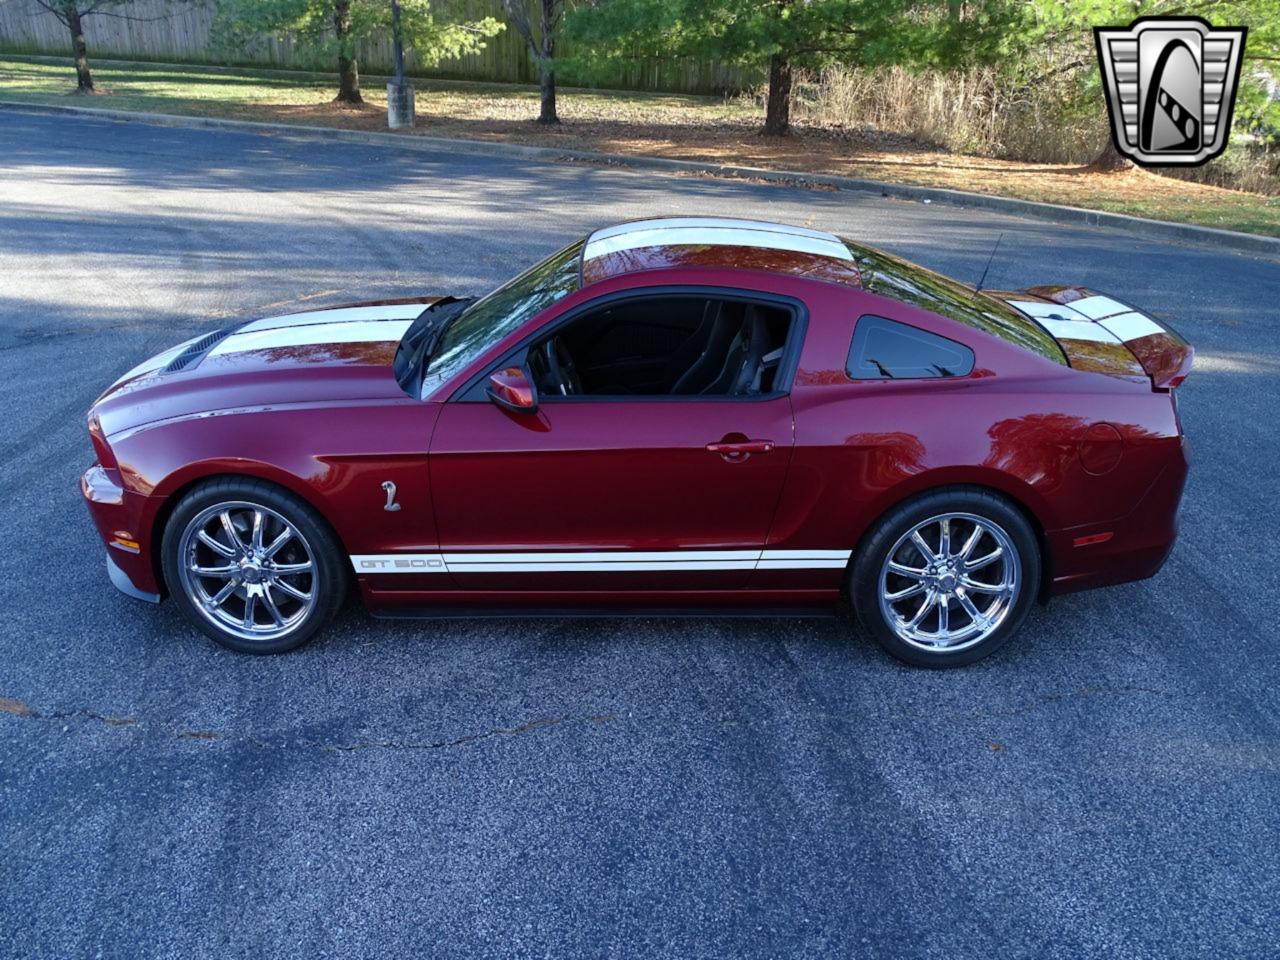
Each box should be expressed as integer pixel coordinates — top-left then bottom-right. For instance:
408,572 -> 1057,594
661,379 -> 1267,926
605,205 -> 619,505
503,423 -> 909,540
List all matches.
81,464 -> 163,602
107,552 -> 161,603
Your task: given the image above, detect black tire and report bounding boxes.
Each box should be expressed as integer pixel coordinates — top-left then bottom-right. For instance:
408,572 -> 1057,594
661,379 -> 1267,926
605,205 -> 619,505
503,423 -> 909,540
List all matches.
851,486 -> 1040,668
161,477 -> 348,654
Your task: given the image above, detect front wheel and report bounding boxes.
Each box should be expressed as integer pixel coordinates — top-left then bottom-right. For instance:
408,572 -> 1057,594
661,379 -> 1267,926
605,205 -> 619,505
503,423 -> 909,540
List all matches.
161,478 -> 348,654
851,488 -> 1040,668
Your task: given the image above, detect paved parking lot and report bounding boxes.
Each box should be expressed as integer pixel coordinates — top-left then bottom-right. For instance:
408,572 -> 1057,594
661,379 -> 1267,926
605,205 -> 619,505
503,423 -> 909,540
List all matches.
1,108 -> 1278,959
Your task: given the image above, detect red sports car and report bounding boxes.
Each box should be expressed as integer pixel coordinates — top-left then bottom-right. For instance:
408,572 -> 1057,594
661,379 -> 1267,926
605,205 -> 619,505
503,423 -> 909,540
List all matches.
82,218 -> 1192,666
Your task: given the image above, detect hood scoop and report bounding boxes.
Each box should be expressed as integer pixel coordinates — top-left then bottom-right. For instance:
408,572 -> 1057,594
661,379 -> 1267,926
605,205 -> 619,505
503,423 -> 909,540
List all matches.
162,323 -> 242,373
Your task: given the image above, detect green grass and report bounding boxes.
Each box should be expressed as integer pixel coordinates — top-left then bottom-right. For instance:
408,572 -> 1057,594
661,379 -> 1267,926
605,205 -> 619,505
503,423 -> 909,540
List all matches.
3,55 -> 1277,238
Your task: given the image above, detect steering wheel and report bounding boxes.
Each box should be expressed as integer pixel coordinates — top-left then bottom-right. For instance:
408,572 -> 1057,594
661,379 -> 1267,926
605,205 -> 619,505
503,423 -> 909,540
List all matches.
541,338 -> 582,396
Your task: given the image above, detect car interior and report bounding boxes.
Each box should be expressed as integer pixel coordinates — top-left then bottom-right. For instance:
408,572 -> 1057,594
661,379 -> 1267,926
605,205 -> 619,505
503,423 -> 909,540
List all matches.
526,295 -> 795,398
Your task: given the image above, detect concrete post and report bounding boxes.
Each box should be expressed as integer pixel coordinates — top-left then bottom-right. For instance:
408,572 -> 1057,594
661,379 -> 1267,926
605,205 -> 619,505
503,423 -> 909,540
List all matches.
387,80 -> 415,129
387,0 -> 413,130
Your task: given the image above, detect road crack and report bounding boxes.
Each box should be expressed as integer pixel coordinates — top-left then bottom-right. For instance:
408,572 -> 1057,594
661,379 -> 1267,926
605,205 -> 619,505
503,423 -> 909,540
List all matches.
1,695 -> 136,727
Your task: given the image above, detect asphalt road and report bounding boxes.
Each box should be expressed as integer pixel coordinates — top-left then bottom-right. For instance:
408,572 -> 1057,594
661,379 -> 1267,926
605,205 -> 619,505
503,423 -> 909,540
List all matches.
1,108 -> 1278,960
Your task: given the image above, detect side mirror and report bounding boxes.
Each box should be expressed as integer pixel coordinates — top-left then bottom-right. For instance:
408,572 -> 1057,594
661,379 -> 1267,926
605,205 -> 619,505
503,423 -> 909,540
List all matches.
487,366 -> 539,414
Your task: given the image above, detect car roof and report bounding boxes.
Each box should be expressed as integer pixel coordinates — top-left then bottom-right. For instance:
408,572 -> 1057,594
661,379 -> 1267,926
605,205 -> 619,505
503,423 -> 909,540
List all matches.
580,217 -> 863,289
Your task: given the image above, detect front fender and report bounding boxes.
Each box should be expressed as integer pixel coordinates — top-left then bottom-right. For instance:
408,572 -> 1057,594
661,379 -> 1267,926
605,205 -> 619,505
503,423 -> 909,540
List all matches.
111,401 -> 443,566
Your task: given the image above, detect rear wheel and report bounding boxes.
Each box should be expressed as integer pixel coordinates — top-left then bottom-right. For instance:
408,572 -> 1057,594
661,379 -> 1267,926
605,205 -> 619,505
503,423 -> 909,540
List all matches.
161,479 -> 347,654
851,488 -> 1040,667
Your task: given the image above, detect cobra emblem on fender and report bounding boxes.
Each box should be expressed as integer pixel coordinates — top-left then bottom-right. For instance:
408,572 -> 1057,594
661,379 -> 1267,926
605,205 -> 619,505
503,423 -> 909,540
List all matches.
381,480 -> 401,512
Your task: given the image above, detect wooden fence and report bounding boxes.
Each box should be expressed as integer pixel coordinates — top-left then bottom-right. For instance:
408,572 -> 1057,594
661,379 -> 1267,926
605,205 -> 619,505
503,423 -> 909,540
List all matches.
0,0 -> 750,94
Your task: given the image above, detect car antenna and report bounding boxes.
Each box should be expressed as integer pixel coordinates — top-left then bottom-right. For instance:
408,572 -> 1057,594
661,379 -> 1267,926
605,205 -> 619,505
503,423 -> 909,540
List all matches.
974,232 -> 1004,293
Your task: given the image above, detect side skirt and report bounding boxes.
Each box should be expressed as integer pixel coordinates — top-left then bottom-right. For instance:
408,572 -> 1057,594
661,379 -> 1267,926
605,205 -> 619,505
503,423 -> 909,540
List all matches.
371,607 -> 840,621
363,588 -> 842,620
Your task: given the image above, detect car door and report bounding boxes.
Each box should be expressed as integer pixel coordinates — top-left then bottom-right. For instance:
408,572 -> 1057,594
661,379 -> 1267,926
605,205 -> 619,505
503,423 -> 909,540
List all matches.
427,290 -> 803,592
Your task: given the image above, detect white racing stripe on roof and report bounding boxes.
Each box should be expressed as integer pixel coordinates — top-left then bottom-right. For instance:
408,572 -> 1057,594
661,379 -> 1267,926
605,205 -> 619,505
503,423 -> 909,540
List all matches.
584,219 -> 853,263
207,318 -> 414,357
590,218 -> 843,243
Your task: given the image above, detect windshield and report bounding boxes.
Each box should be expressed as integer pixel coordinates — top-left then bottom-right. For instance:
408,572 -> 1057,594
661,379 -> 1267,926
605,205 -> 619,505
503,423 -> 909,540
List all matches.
421,239 -> 584,398
842,239 -> 1067,365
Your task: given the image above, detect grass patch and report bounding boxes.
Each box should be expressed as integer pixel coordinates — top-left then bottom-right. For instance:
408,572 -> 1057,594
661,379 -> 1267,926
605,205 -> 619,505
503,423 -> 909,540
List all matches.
3,55 -> 1277,237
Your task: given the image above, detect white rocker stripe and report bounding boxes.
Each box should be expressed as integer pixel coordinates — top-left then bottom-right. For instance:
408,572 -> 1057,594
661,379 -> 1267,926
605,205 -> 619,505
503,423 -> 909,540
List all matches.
443,550 -> 761,564
448,558 -> 761,572
757,550 -> 852,569
351,548 -> 852,574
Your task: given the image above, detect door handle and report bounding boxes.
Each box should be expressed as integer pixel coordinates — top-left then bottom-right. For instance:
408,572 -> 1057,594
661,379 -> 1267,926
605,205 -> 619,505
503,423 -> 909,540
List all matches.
706,438 -> 775,461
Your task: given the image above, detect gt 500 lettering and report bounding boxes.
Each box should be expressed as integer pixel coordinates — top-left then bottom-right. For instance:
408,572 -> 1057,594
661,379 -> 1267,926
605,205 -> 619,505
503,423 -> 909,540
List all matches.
353,555 -> 446,571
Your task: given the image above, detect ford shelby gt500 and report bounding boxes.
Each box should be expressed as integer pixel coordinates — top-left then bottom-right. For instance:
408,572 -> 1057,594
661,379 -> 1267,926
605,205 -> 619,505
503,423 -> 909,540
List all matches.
82,218 -> 1191,666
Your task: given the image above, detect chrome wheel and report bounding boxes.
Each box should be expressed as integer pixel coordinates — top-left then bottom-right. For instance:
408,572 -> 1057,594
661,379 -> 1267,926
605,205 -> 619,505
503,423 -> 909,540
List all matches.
877,512 -> 1021,653
176,501 -> 317,643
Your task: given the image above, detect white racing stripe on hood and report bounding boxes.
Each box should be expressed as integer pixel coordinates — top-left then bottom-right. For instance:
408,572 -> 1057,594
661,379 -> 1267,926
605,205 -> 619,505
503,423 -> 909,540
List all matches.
207,318 -> 415,357
109,332 -> 206,387
237,305 -> 425,334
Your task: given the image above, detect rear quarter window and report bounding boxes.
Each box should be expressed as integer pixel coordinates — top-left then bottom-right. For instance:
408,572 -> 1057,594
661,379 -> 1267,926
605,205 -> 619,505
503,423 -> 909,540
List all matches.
842,239 -> 1068,366
847,316 -> 975,380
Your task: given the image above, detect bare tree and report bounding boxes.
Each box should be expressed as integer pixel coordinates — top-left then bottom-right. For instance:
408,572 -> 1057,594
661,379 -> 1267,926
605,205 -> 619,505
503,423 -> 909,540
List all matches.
500,0 -> 564,124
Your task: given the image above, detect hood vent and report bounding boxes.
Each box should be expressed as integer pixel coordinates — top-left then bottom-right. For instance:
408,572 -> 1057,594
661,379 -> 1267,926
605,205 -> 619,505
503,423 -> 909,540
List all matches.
162,324 -> 239,373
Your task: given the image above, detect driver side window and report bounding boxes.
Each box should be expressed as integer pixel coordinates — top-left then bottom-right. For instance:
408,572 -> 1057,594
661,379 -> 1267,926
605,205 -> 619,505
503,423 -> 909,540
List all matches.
528,294 -> 797,399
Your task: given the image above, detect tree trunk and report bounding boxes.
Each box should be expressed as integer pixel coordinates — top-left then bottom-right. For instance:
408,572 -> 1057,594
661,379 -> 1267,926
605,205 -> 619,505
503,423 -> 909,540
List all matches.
336,54 -> 362,104
763,54 -> 792,136
1088,138 -> 1132,172
537,63 -> 558,124
65,5 -> 94,94
333,0 -> 363,104
536,0 -> 558,124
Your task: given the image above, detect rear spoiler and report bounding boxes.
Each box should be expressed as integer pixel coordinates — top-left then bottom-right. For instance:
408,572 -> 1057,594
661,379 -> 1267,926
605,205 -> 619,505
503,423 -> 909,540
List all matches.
985,286 -> 1193,389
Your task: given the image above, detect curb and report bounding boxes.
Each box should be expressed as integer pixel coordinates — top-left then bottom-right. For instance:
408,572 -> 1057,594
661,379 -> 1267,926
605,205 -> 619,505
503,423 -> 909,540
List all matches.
4,99 -> 1277,260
